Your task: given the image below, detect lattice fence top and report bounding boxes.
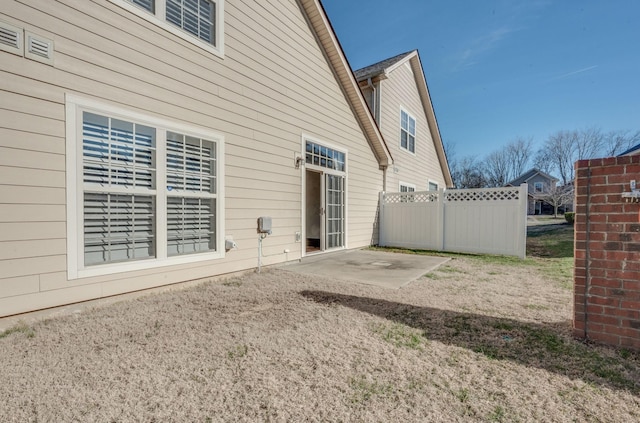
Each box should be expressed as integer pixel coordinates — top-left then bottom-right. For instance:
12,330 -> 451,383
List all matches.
383,191 -> 439,204
445,188 -> 520,202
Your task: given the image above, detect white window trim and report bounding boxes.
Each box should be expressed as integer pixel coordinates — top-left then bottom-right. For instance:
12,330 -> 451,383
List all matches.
399,107 -> 417,155
300,134 -> 349,253
65,94 -> 225,280
534,182 -> 544,193
428,180 -> 439,191
108,0 -> 224,58
399,182 -> 416,192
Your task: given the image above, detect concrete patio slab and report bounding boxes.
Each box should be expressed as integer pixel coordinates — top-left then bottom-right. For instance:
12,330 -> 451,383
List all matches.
280,249 -> 450,289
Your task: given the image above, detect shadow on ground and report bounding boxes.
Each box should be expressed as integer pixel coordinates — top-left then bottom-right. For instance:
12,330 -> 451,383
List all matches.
300,290 -> 639,394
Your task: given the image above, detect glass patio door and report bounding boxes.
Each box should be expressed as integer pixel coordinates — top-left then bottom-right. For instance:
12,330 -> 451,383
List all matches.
325,173 -> 344,249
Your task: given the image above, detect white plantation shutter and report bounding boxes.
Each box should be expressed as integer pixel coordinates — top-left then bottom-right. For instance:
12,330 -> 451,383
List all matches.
167,197 -> 215,255
82,112 -> 157,265
166,131 -> 217,256
166,0 -> 215,44
82,112 -> 156,189
76,104 -> 221,272
84,193 -> 155,265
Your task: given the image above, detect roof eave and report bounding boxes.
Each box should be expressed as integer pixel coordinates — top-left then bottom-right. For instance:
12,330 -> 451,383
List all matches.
406,53 -> 453,187
298,0 -> 392,168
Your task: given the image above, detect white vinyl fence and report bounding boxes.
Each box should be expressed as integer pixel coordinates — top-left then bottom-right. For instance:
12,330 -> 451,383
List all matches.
379,185 -> 528,258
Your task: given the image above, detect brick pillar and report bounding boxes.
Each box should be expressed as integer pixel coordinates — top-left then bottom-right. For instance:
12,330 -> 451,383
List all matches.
574,156 -> 640,350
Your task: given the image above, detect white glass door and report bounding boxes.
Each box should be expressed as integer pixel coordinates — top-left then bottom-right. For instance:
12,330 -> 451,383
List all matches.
325,173 -> 344,249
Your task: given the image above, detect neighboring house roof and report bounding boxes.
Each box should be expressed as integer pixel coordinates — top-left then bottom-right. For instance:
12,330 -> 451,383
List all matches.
354,51 -> 414,81
353,50 -> 453,187
618,142 -> 640,156
299,0 -> 392,167
506,168 -> 558,187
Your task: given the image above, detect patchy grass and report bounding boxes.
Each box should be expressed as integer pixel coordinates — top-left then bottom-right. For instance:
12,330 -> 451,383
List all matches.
527,223 -> 574,258
0,321 -> 35,339
371,322 -> 425,349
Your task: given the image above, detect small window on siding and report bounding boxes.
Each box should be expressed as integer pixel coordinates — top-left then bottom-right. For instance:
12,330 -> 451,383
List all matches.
128,0 -> 154,11
400,109 -> 416,153
305,140 -> 346,172
534,182 -> 543,193
399,183 -> 415,193
399,182 -> 415,202
166,0 -> 215,45
428,182 -> 438,191
113,0 -> 223,55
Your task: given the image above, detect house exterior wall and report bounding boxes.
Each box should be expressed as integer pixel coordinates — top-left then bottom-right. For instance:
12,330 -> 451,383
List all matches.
0,0 -> 383,316
378,62 -> 446,192
574,156 -> 640,351
526,174 -> 553,195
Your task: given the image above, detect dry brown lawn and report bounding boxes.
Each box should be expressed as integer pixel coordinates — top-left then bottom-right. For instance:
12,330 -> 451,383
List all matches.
1,228 -> 639,422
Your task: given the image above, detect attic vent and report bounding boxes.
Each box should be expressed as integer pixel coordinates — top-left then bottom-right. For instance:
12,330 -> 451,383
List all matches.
0,21 -> 23,55
25,32 -> 54,65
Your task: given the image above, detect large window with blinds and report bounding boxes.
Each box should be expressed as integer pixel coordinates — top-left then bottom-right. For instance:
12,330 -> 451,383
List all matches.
67,97 -> 224,278
110,0 -> 223,56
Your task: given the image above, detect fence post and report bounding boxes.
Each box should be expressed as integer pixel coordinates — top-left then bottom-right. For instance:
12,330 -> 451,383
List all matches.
518,184 -> 528,258
438,188 -> 445,251
378,191 -> 385,246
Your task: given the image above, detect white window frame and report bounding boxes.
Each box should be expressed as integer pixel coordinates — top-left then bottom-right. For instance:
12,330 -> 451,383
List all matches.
534,182 -> 544,193
428,181 -> 438,191
399,182 -> 416,202
65,95 -> 225,279
400,108 -> 416,154
108,0 -> 224,58
399,182 -> 416,193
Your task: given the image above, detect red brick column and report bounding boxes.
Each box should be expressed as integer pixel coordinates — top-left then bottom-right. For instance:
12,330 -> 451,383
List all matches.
574,156 -> 640,350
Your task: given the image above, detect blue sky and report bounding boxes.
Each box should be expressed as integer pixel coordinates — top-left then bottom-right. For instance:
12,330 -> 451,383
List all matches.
321,0 -> 640,159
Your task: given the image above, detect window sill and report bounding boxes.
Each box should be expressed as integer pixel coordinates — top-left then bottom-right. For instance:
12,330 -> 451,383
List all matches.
71,250 -> 225,280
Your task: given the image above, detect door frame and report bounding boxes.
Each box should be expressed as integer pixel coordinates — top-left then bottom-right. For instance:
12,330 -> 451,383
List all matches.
300,135 -> 348,257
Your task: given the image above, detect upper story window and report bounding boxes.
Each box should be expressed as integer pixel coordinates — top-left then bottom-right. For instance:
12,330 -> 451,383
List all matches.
113,0 -> 223,56
400,109 -> 416,153
534,182 -> 544,193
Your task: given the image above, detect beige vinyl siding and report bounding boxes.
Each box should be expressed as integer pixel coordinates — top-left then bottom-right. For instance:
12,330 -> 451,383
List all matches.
379,62 -> 446,191
0,0 -> 382,316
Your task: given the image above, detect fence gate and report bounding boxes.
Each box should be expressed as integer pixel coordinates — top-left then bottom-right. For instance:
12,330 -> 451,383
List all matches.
379,185 -> 527,258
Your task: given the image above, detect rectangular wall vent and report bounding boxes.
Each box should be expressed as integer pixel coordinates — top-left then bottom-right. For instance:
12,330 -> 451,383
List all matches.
0,21 -> 23,55
25,32 -> 54,65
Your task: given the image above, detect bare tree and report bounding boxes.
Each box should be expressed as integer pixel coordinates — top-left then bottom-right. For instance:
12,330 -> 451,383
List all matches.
575,126 -> 604,161
484,149 -> 510,187
536,184 -> 574,217
455,156 -> 487,188
505,137 -> 533,181
538,128 -> 604,186
602,130 -> 640,156
532,148 -> 555,176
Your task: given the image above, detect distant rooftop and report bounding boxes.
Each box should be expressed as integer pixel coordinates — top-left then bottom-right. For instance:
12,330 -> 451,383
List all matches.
353,50 -> 414,81
506,168 -> 558,186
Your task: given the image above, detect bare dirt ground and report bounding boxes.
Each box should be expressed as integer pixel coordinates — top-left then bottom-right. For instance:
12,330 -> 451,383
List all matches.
1,229 -> 639,421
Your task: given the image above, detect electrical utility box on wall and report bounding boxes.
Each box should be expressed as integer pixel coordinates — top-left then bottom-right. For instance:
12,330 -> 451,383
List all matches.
258,216 -> 272,235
